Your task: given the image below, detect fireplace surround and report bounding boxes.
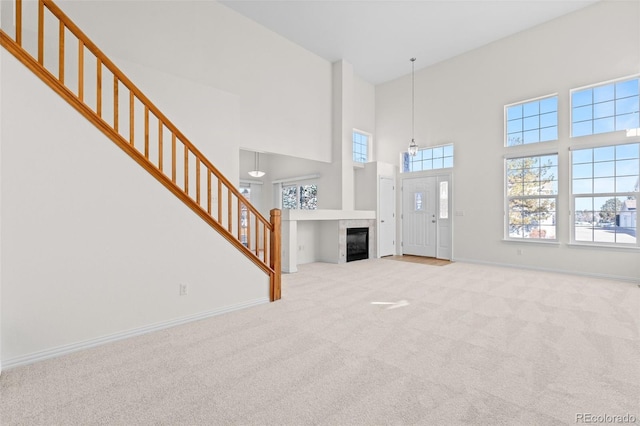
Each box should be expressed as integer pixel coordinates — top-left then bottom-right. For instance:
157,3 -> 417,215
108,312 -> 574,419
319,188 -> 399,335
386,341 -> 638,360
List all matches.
280,210 -> 376,273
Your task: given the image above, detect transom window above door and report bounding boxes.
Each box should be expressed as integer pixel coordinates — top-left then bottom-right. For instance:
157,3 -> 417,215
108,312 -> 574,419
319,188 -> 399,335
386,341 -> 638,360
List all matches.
402,144 -> 454,173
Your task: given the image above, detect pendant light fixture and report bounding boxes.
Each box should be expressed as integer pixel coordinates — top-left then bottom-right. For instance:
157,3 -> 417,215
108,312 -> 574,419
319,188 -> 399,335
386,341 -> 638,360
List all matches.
248,151 -> 265,178
407,57 -> 419,157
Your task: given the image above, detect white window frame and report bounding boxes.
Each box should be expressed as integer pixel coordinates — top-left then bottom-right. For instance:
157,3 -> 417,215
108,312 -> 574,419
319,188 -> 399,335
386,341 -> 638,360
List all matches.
569,141 -> 639,247
505,153 -> 559,242
281,184 -> 317,210
570,75 -> 640,138
402,143 -> 454,173
504,94 -> 559,147
352,129 -> 371,164
273,174 -> 321,210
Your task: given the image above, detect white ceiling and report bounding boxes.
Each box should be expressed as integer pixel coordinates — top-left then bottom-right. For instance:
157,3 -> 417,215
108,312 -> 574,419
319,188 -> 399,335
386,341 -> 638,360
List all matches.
220,0 -> 600,85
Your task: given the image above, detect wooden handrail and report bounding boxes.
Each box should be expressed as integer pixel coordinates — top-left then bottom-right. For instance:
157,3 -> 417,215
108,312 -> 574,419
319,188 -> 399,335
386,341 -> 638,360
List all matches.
1,0 -> 281,301
41,0 -> 269,225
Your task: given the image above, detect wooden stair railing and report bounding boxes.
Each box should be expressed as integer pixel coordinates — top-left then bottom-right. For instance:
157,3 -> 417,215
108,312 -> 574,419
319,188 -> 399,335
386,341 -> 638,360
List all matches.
0,0 -> 281,301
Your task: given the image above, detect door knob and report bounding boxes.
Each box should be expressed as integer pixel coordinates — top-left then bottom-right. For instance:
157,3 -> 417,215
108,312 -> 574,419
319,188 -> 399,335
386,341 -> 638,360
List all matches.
381,220 -> 385,223
432,220 -> 436,223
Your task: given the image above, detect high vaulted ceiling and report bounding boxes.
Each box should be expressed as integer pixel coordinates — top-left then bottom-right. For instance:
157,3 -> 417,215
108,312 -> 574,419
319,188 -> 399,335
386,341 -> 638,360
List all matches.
220,0 -> 600,85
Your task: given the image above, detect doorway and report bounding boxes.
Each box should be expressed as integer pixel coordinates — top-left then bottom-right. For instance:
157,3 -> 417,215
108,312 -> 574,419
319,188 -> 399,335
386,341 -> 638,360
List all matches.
379,176 -> 396,257
401,174 -> 451,260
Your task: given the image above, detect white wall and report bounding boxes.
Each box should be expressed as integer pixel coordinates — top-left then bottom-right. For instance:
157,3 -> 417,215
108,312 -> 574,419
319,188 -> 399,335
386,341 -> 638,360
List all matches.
376,1 -> 640,280
118,59 -> 241,183
240,150 -> 338,211
1,51 -> 269,365
57,0 -> 333,163
353,75 -> 376,160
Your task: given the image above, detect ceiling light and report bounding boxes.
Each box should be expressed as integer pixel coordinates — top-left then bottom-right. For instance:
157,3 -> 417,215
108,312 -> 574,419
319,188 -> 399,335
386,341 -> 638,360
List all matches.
248,152 -> 265,178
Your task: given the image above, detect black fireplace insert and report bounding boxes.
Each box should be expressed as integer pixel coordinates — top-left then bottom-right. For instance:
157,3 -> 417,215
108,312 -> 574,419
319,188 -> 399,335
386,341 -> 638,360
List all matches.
346,227 -> 369,262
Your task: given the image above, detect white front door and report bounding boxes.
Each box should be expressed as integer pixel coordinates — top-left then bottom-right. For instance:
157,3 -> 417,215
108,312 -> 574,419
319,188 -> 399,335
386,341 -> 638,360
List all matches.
402,176 -> 437,257
379,177 -> 396,257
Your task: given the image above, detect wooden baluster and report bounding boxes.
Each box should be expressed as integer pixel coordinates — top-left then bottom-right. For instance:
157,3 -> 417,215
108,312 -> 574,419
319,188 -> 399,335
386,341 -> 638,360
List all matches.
129,90 -> 134,145
16,0 -> 22,46
78,40 -> 84,101
37,0 -> 43,64
255,215 -> 260,256
113,76 -> 119,132
263,223 -> 268,262
218,180 -> 222,225
184,145 -> 189,194
144,106 -> 149,159
207,170 -> 212,215
58,20 -> 64,82
237,197 -> 241,240
270,209 -> 282,301
246,209 -> 251,250
171,133 -> 176,184
196,158 -> 201,204
96,58 -> 102,117
158,121 -> 163,172
228,190 -> 232,233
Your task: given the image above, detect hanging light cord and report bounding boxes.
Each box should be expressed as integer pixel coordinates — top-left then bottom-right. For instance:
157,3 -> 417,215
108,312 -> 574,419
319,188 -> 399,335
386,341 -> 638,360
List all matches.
411,58 -> 416,141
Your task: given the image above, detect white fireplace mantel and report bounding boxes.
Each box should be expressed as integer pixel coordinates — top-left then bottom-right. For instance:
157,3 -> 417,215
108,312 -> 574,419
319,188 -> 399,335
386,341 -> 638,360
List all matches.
282,209 -> 375,221
281,209 -> 376,273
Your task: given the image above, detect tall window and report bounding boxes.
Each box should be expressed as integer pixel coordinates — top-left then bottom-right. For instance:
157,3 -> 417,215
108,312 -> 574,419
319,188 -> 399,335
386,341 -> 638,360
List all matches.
403,144 -> 454,173
353,131 -> 369,163
506,154 -> 558,240
505,96 -> 558,146
281,184 -> 318,210
571,143 -> 638,245
571,77 -> 640,137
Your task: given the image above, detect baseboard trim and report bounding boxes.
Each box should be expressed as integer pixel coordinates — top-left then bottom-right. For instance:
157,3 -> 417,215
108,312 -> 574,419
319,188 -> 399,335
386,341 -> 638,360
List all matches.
452,257 -> 639,284
2,297 -> 270,370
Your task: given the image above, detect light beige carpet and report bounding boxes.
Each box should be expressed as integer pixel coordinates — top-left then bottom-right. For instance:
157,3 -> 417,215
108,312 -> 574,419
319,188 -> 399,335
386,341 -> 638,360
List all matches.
1,259 -> 639,425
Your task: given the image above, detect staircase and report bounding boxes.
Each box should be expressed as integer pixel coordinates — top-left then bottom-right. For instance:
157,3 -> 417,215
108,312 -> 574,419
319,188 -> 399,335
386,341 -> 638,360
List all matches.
0,0 -> 281,301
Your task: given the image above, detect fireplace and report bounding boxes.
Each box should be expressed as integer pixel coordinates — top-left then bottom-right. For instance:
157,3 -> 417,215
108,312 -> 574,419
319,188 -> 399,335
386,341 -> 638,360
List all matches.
346,227 -> 369,262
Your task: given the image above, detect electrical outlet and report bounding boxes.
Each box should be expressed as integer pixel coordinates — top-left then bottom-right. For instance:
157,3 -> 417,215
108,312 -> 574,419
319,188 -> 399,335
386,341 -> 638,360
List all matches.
517,249 -> 523,255
179,284 -> 188,296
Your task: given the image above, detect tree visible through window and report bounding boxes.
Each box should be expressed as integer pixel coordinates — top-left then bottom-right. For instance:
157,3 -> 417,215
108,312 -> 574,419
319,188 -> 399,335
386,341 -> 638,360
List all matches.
299,185 -> 318,209
506,154 -> 558,240
572,143 -> 638,245
281,184 -> 318,210
282,185 -> 297,209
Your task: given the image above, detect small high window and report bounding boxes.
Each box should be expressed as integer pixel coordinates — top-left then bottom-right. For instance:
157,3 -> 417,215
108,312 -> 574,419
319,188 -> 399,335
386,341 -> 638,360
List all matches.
505,96 -> 558,146
353,131 -> 370,163
571,77 -> 640,137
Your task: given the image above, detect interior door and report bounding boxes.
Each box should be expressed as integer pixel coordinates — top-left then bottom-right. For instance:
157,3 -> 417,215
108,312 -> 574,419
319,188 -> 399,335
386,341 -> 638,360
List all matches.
402,176 -> 437,257
379,177 -> 396,256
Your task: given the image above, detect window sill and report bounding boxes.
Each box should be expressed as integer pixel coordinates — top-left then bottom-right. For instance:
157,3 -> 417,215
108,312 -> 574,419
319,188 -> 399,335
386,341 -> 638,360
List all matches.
353,162 -> 365,169
567,242 -> 640,252
502,239 -> 560,246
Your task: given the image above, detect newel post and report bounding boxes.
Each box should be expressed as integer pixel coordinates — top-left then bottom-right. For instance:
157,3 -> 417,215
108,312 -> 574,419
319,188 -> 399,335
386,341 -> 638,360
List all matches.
269,209 -> 282,301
